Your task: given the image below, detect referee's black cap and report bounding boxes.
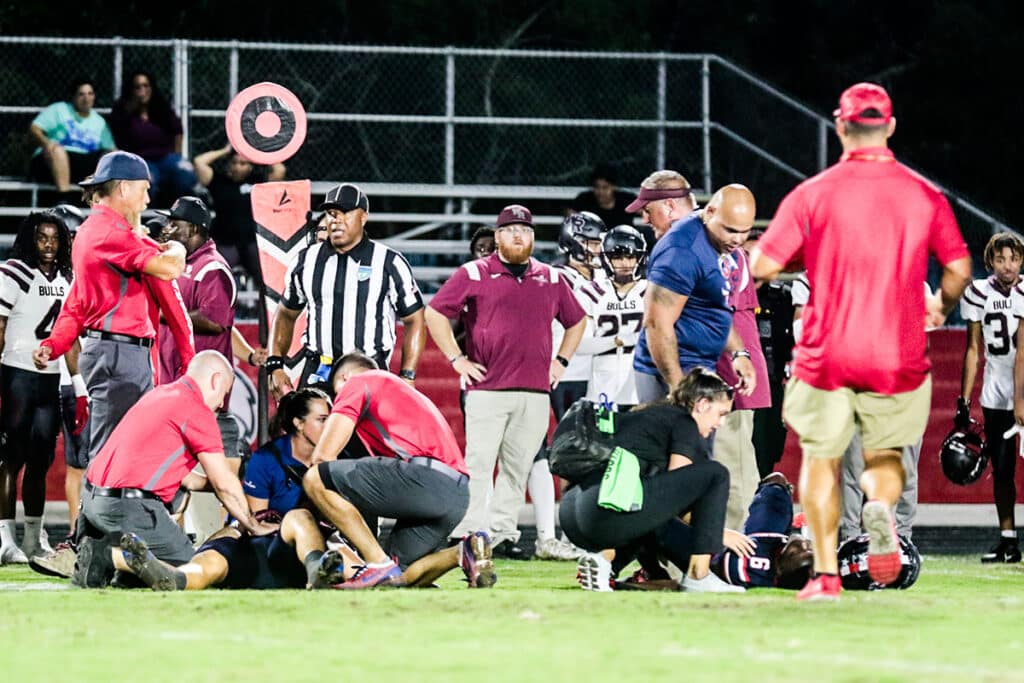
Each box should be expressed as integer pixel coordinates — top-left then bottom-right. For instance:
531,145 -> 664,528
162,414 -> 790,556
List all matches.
319,183 -> 369,213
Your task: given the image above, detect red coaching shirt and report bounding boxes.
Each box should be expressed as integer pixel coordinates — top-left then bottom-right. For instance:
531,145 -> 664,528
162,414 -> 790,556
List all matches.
758,147 -> 970,394
331,370 -> 468,475
86,376 -> 224,502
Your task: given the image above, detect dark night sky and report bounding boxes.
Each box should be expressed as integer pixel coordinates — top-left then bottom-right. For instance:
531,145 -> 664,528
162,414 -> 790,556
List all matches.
2,0 -> 1021,226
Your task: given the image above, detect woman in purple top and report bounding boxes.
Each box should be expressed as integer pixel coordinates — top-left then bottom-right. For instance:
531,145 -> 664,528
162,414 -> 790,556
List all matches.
109,71 -> 197,201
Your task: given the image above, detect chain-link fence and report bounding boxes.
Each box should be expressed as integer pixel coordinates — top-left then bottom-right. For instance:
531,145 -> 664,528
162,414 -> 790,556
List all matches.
0,36 -> 1012,252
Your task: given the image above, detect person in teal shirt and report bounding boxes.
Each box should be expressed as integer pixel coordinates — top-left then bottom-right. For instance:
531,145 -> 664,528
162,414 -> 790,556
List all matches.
29,78 -> 115,192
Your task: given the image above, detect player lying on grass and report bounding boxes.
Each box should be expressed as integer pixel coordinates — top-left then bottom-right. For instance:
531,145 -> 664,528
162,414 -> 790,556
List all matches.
302,352 -> 496,589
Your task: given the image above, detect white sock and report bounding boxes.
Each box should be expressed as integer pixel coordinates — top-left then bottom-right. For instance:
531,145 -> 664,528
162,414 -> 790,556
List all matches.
0,519 -> 16,547
23,516 -> 42,546
528,459 -> 556,543
1002,529 -> 1018,540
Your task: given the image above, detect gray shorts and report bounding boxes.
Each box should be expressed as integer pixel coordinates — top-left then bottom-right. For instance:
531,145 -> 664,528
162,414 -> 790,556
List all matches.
318,457 -> 469,568
81,486 -> 194,566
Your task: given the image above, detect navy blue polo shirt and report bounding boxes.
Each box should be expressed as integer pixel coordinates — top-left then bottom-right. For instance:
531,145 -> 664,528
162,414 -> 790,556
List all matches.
242,435 -> 306,513
634,213 -> 732,374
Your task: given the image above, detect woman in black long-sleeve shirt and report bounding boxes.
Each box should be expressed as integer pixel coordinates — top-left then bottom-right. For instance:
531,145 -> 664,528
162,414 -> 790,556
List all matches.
560,367 -> 744,593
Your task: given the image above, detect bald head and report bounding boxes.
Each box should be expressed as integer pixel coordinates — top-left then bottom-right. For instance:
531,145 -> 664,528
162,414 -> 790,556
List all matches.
703,184 -> 756,254
186,350 -> 234,410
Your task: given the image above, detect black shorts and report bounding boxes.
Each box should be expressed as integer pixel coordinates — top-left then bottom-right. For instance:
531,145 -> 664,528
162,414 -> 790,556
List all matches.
318,457 -> 469,568
0,364 -> 61,469
61,384 -> 89,469
197,533 -> 306,589
29,150 -> 104,185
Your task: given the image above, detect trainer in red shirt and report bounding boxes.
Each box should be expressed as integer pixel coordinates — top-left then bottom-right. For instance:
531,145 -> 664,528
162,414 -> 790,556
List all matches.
79,351 -> 275,575
750,82 -> 972,600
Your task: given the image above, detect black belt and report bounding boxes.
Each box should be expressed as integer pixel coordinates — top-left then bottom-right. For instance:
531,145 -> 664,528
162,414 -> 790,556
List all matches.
408,456 -> 469,486
85,480 -> 159,501
85,329 -> 154,348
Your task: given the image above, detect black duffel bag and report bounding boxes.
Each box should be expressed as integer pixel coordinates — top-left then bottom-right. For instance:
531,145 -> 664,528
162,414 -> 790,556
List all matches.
549,398 -> 617,484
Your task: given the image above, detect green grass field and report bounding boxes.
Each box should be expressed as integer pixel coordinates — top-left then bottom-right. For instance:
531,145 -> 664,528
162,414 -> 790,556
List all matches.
2,556 -> 1022,683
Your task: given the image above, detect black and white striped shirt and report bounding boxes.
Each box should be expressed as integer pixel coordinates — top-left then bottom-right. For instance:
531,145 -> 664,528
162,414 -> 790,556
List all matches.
282,236 -> 423,365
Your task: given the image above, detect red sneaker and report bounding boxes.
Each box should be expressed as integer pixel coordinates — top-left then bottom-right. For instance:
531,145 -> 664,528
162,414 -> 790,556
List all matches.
796,574 -> 841,601
862,500 -> 901,585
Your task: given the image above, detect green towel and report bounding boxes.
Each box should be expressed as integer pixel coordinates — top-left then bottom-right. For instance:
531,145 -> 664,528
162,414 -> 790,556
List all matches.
598,447 -> 644,512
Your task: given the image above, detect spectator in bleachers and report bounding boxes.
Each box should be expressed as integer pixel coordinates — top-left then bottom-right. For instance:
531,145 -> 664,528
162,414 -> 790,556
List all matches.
108,71 -> 197,202
571,163 -> 655,255
28,77 -> 115,193
194,143 -> 287,289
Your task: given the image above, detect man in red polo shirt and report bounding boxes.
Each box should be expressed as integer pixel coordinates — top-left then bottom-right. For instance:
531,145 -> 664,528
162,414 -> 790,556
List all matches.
74,351 -> 276,587
32,151 -> 195,464
426,204 -> 586,559
750,82 -> 972,601
303,352 -> 495,589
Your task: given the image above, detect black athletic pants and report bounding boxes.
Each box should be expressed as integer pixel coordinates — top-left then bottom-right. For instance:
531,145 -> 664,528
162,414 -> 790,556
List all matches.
0,365 -> 61,516
983,408 -> 1017,517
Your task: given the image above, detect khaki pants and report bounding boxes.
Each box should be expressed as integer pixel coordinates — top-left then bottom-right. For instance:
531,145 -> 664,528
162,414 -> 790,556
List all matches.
713,409 -> 760,531
455,390 -> 550,545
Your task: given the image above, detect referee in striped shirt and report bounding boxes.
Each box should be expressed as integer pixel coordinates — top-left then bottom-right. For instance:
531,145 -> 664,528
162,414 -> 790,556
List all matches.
268,183 -> 425,398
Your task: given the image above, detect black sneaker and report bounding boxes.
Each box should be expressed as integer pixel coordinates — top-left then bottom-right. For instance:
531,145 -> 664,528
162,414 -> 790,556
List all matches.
492,539 -> 529,561
981,538 -> 1022,564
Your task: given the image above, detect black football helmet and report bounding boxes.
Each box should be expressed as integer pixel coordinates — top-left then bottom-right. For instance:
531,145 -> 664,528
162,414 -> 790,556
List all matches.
48,203 -> 86,234
600,225 -> 647,283
939,425 -> 988,485
559,211 -> 606,267
837,533 -> 922,590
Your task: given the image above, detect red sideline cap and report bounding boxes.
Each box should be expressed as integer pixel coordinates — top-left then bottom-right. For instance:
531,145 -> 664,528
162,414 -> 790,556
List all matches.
496,204 -> 534,228
833,82 -> 892,124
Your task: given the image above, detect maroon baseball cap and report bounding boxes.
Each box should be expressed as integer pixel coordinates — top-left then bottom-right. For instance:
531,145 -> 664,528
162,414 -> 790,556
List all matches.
496,204 -> 534,228
833,82 -> 893,124
625,185 -> 692,213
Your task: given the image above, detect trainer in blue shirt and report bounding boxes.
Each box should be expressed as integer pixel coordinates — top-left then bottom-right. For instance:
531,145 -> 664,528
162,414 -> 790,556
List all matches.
632,184 -> 759,402
243,388 -> 331,513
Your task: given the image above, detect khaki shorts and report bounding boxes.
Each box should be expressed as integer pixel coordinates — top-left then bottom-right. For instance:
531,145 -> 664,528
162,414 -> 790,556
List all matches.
783,375 -> 932,459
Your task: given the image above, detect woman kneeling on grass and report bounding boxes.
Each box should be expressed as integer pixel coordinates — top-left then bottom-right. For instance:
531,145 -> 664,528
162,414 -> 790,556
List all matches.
559,367 -> 746,593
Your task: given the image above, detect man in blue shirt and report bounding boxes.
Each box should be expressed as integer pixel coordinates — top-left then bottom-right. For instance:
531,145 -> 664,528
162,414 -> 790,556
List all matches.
629,182 -> 758,402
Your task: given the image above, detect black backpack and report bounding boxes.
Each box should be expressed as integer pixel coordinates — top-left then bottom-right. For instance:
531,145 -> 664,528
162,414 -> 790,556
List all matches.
549,398 -> 617,483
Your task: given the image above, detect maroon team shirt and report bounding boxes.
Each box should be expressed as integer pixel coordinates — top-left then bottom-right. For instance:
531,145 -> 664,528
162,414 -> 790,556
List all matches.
86,376 -> 223,502
758,147 -> 970,394
428,253 -> 586,392
158,240 -> 235,400
716,248 -> 771,410
331,370 -> 468,475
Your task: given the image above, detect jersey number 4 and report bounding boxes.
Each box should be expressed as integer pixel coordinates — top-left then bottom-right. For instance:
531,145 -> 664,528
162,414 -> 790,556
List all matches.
34,301 -> 61,340
984,312 -> 1016,357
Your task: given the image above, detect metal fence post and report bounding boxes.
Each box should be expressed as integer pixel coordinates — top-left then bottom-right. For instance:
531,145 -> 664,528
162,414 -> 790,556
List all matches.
177,40 -> 190,157
229,41 -> 240,99
445,47 -> 456,216
656,54 -> 666,170
818,119 -> 828,171
113,36 -> 123,99
701,55 -> 712,194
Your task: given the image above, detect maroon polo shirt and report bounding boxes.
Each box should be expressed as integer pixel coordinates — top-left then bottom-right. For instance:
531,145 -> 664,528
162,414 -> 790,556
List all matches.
429,253 -> 585,392
331,370 -> 468,475
86,376 -> 223,503
159,240 -> 236,404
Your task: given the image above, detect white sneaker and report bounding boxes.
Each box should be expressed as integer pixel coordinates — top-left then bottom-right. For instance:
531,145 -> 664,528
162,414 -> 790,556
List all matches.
577,553 -> 613,592
534,537 -> 584,561
22,528 -> 54,560
682,571 -> 746,593
0,544 -> 29,565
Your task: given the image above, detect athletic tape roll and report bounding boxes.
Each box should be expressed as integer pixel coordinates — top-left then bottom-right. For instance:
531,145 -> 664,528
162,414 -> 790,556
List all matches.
225,82 -> 307,165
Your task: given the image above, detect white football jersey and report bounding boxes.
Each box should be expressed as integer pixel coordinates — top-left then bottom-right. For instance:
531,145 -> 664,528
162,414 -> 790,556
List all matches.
961,277 -> 1021,409
551,264 -> 597,383
579,278 -> 647,406
0,259 -> 70,374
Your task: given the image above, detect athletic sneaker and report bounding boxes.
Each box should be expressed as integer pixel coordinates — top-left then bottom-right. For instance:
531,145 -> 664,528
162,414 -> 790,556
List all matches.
862,500 -> 901,585
309,549 -> 347,589
119,533 -> 182,591
981,538 -> 1022,564
682,572 -> 745,593
22,528 -> 54,560
0,544 -> 28,565
492,539 -> 528,560
796,574 -> 842,602
576,552 -> 613,592
335,560 -> 403,589
460,531 -> 496,588
29,541 -> 77,579
533,537 -> 583,561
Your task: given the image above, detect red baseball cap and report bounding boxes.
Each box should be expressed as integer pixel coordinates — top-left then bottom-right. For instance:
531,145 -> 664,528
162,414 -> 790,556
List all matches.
833,82 -> 892,124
